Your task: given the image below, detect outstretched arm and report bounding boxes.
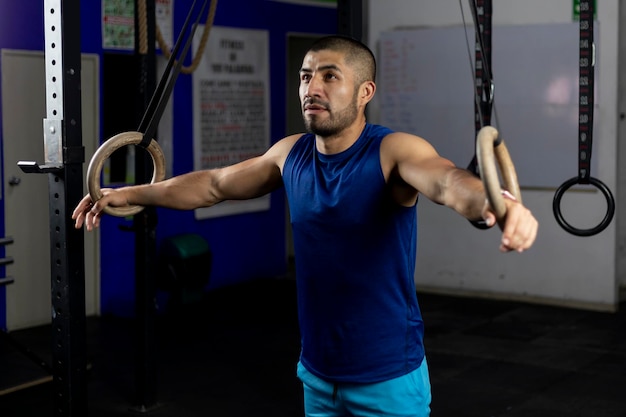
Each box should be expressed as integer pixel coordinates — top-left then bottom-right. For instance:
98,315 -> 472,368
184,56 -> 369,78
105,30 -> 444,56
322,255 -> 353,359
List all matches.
73,134 -> 299,231
381,132 -> 538,253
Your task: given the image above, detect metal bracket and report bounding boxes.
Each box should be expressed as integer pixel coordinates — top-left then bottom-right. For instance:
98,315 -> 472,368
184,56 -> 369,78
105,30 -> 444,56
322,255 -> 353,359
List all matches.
17,160 -> 63,174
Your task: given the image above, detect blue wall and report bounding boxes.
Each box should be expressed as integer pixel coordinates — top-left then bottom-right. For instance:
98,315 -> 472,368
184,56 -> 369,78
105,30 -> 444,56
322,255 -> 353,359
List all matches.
0,0 -> 48,330
0,0 -> 337,323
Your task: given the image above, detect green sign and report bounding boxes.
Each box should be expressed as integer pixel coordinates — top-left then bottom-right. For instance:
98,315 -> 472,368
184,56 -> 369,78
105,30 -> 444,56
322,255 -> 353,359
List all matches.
573,0 -> 597,20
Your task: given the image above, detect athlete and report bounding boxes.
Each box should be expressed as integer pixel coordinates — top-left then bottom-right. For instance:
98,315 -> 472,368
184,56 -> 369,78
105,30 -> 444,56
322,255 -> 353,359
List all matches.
73,35 -> 538,416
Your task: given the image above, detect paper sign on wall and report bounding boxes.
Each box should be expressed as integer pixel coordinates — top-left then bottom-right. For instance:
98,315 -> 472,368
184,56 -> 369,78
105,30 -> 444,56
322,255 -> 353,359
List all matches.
192,26 -> 271,219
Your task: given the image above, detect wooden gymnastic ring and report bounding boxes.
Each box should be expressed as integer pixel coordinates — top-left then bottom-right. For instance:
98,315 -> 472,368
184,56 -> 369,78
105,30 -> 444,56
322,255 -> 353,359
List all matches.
86,131 -> 166,217
475,126 -> 522,225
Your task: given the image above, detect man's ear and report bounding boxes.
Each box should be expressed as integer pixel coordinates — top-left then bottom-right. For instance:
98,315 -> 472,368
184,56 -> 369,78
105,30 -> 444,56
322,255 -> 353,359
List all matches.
360,81 -> 376,104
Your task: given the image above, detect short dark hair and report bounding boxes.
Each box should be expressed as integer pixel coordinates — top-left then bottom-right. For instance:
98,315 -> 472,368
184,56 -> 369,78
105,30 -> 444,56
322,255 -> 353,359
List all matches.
307,35 -> 376,85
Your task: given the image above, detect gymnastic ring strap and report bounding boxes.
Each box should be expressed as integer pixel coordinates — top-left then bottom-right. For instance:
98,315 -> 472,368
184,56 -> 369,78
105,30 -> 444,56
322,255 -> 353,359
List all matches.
462,1 -> 497,230
552,177 -> 615,237
476,125 -> 522,226
86,131 -> 166,217
552,0 -> 615,237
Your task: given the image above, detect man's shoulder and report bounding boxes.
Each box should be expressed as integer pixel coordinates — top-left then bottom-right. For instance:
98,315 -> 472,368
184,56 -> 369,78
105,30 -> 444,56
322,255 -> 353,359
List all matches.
272,133 -> 310,171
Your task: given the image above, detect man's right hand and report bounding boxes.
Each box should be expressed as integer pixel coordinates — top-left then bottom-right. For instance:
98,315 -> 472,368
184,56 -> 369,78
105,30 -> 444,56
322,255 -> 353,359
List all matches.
71,188 -> 128,231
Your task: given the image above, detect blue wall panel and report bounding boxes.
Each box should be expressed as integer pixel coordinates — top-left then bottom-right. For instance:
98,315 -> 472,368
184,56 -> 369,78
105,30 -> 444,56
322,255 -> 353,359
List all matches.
99,0 -> 336,316
0,0 -> 336,322
0,0 -> 337,318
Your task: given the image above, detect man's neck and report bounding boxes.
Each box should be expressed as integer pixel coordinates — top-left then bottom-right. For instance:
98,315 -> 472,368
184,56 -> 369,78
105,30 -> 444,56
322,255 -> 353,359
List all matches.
316,118 -> 367,155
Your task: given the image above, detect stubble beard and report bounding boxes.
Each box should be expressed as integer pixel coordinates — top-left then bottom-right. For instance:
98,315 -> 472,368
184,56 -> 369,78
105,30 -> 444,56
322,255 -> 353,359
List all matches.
302,93 -> 359,138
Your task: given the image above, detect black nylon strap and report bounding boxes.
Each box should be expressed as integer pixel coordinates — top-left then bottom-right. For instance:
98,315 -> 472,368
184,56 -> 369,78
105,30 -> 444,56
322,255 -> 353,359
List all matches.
466,0 -> 493,230
577,0 -> 594,184
552,0 -> 615,236
138,0 -> 210,148
467,0 -> 493,176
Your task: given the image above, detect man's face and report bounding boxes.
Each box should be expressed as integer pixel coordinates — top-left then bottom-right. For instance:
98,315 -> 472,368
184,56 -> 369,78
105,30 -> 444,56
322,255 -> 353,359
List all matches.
299,50 -> 359,137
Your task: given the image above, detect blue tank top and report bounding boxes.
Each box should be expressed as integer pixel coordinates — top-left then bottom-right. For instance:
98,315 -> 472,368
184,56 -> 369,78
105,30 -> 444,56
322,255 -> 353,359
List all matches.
283,123 -> 424,383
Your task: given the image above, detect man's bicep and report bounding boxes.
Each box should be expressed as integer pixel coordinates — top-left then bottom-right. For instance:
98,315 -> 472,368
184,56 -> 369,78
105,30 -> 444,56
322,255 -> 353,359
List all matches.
384,133 -> 456,203
213,134 -> 298,201
399,156 -> 457,204
213,155 -> 283,201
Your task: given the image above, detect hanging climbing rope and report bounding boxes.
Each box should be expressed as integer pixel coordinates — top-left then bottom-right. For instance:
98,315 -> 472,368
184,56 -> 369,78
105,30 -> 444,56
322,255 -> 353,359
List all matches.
86,0 -> 217,216
137,0 -> 218,73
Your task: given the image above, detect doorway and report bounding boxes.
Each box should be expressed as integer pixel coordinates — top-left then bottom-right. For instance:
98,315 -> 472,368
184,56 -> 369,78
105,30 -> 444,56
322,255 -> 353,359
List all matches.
2,50 -> 100,330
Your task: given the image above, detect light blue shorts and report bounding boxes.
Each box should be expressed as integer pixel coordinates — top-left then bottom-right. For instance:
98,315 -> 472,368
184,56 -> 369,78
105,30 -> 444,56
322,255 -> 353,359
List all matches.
297,358 -> 431,417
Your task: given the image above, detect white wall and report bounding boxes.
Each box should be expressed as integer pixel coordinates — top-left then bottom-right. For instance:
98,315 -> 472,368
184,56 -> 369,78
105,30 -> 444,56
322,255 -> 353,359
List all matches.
368,0 -> 621,311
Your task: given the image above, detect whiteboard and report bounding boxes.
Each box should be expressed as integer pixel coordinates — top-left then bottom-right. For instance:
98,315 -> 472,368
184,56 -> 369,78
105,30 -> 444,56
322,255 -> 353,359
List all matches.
378,22 -> 599,189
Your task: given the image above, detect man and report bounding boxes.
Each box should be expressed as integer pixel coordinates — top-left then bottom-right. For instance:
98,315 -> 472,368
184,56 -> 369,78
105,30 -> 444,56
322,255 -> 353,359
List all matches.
73,35 -> 538,416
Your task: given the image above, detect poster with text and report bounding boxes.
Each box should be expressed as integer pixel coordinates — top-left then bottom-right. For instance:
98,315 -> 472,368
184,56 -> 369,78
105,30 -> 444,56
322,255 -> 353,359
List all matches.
103,0 -> 173,51
102,0 -> 134,50
192,26 -> 271,219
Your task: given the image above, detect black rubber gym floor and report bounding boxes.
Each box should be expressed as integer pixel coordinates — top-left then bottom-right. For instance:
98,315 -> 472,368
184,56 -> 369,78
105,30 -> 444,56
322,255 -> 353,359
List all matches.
2,276 -> 626,417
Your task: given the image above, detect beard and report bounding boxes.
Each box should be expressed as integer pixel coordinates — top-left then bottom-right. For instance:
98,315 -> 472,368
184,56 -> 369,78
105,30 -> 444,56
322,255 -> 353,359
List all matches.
302,93 -> 359,137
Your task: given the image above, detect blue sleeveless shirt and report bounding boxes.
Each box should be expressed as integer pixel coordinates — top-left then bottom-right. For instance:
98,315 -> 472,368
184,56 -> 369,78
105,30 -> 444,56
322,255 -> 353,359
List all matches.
282,123 -> 424,383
